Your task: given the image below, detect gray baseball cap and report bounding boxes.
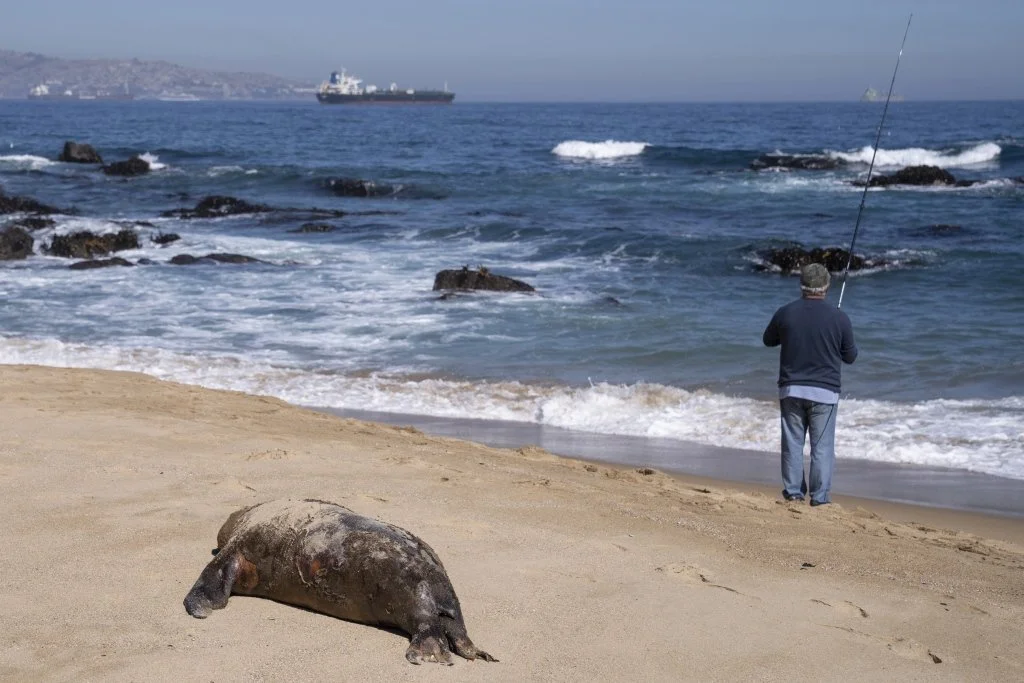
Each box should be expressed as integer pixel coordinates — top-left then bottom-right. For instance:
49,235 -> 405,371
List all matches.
800,263 -> 831,290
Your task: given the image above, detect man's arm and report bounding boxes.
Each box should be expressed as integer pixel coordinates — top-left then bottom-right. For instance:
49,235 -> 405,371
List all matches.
763,312 -> 781,347
840,313 -> 858,364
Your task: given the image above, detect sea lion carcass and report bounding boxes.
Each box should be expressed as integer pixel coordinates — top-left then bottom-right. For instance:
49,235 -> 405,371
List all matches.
183,499 -> 496,665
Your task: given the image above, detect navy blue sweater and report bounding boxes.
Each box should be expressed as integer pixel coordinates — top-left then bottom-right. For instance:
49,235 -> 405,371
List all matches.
763,298 -> 858,392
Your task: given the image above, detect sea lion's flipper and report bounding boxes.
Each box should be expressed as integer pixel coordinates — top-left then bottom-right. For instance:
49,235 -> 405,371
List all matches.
183,551 -> 244,618
405,625 -> 454,666
442,615 -> 498,662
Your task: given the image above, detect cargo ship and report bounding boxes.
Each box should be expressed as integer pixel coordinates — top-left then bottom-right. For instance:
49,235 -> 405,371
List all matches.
316,69 -> 454,104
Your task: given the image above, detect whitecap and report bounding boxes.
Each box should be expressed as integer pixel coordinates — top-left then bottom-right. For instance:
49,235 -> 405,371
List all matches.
552,140 -> 649,160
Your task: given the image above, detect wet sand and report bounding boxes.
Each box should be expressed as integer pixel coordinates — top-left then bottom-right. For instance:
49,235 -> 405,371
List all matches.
2,365 -> 1023,681
333,408 -> 1024,519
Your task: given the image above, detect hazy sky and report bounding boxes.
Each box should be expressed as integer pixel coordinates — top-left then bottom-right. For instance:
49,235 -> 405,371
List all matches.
3,0 -> 1022,101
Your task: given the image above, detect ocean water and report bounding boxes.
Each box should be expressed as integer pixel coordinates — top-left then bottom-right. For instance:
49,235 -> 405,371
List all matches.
1,99 -> 1022,480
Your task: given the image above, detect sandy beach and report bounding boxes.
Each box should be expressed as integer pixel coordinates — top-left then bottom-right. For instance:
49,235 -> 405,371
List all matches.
2,364 -> 1022,682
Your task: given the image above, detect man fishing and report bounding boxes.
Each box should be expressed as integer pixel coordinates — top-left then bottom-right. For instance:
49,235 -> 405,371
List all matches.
763,264 -> 857,506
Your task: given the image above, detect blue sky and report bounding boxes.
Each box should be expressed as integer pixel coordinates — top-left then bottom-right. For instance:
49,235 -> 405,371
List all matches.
3,0 -> 1022,101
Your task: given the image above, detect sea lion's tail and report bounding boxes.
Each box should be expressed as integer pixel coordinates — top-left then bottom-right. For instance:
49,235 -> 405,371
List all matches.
441,615 -> 498,662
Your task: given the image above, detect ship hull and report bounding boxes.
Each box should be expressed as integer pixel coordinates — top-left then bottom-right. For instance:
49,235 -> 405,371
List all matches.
317,91 -> 454,104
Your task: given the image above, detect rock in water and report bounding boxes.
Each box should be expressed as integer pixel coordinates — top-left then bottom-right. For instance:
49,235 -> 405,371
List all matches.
103,156 -> 151,177
433,266 -> 535,293
0,227 -> 34,260
860,165 -> 957,187
58,141 -> 103,164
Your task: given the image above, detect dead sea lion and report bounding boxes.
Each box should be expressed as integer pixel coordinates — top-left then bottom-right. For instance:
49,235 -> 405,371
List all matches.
183,499 -> 496,665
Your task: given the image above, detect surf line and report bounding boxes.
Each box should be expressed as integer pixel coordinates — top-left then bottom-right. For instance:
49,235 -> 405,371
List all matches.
838,14 -> 913,309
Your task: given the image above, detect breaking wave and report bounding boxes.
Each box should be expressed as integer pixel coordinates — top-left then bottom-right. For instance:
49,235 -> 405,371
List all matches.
830,142 -> 1001,168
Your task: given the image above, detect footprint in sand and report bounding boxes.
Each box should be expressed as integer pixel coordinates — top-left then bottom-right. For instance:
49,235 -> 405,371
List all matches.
656,563 -> 745,595
888,637 -> 944,664
210,477 -> 257,494
245,448 -> 292,461
811,599 -> 869,618
824,625 -> 943,664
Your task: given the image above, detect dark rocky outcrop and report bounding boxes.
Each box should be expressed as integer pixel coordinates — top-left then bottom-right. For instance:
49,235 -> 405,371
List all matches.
44,229 -> 140,259
754,246 -> 872,274
0,188 -> 61,215
151,231 -> 180,245
433,266 -> 535,293
288,222 -> 337,233
325,177 -> 392,197
58,141 -> 103,164
750,154 -> 841,171
103,156 -> 151,176
162,195 -> 275,219
0,226 -> 34,260
69,257 -> 133,270
169,253 -> 265,265
855,165 -> 960,188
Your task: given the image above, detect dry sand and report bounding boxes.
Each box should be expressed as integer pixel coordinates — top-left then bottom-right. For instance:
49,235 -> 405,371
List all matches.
1,364 -> 1022,682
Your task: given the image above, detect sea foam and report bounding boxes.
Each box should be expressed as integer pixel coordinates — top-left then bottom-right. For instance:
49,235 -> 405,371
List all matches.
552,140 -> 649,160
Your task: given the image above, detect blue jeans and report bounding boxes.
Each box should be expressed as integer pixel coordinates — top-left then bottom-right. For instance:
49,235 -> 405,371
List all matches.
780,397 -> 837,505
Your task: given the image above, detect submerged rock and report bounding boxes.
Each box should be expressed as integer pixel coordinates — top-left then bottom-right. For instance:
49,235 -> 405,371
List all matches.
58,141 -> 103,164
151,231 -> 181,245
10,216 -> 55,231
169,253 -> 265,265
0,226 -> 34,260
433,266 -> 535,293
904,224 -> 966,238
750,154 -> 841,171
163,195 -> 275,219
325,177 -> 392,197
288,222 -> 337,233
45,229 -> 140,259
103,156 -> 151,177
69,257 -> 133,270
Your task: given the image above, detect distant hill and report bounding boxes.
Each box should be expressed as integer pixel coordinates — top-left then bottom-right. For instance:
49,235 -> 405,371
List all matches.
0,49 -> 315,100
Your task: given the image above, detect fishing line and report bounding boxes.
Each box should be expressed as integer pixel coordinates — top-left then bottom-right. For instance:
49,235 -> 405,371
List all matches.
808,16 -> 913,463
837,14 -> 913,309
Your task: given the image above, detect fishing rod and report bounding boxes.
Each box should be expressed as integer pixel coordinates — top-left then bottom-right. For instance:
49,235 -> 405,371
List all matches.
837,14 -> 913,309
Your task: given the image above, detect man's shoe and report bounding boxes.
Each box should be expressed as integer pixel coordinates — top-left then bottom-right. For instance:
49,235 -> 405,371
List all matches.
784,494 -> 805,502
